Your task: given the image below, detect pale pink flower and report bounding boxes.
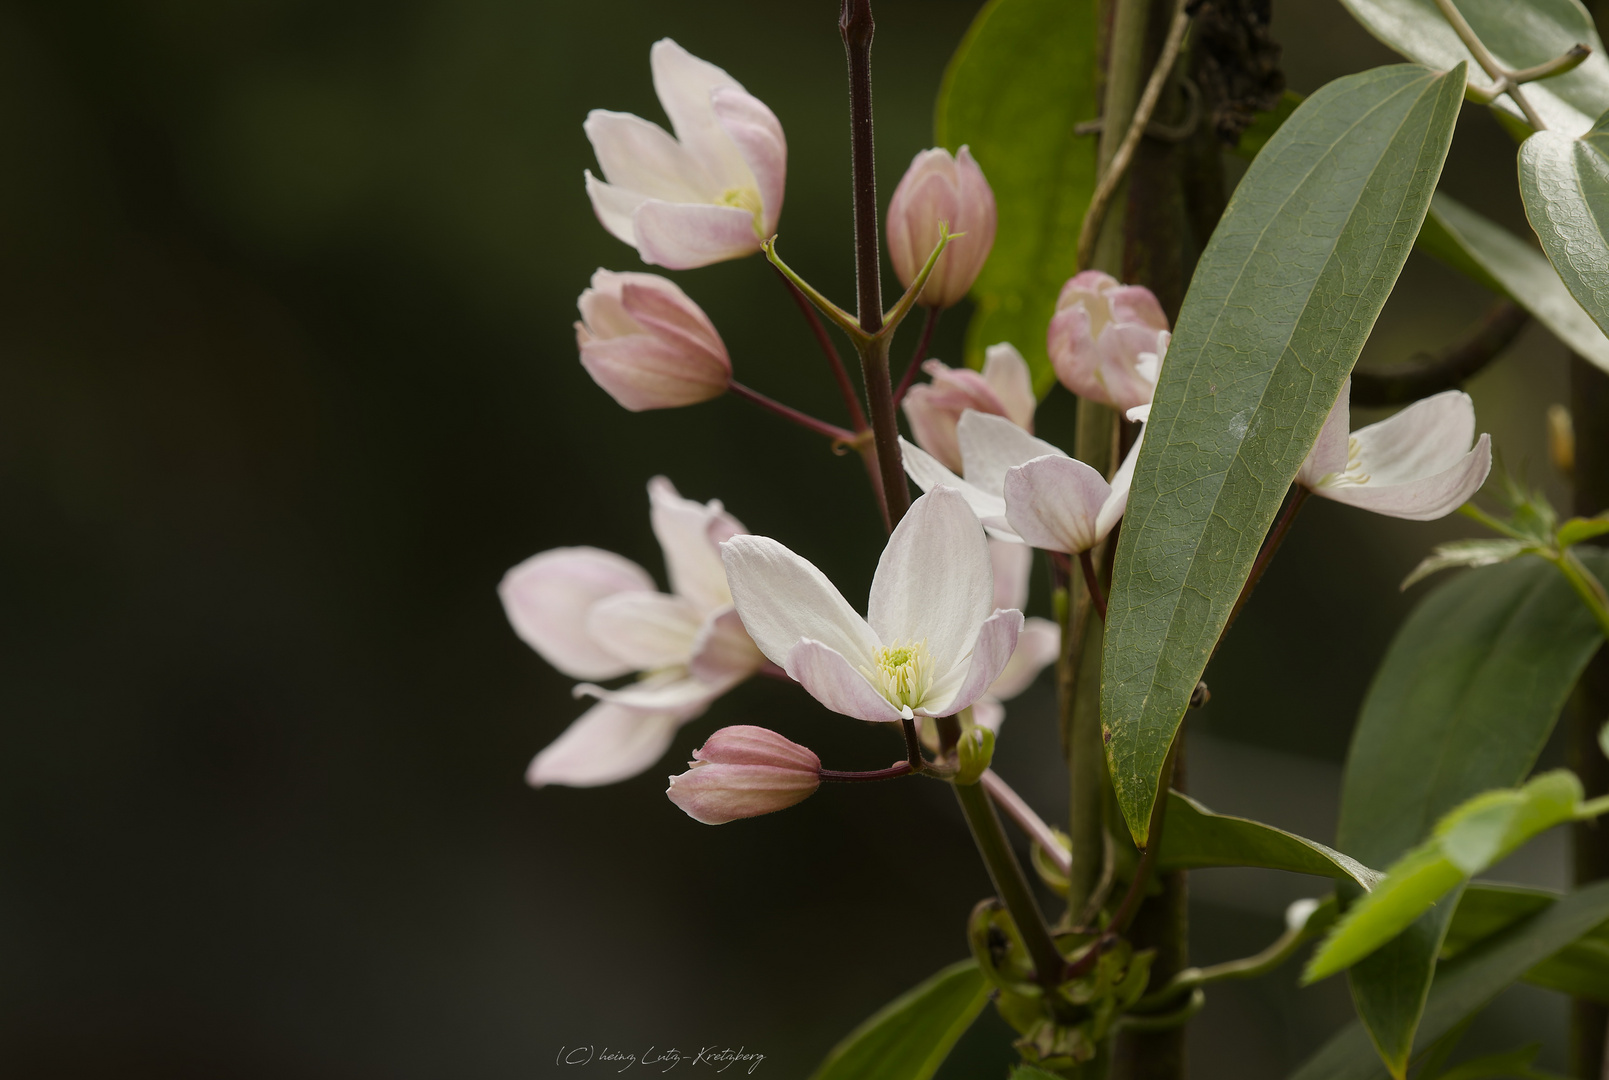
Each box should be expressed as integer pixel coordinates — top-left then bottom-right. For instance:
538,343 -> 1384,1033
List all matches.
885,146 -> 997,308
902,343 -> 1036,471
1047,270 -> 1170,411
576,270 -> 730,411
584,40 -> 785,269
666,725 -> 821,825
1004,404 -> 1152,555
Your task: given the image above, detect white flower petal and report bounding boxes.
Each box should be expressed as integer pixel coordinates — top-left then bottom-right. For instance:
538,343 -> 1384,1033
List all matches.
1350,389 -> 1478,487
584,170 -> 649,247
989,616 -> 1061,702
990,537 -> 1033,613
1299,379 -> 1352,487
583,109 -> 714,203
957,410 -> 1067,495
649,39 -> 752,189
526,701 -> 687,788
900,437 -> 1009,524
632,200 -> 763,269
499,547 -> 655,680
721,535 -> 880,670
1315,434 -> 1492,521
917,608 -> 1024,717
648,477 -> 739,612
983,343 -> 1037,431
712,86 -> 786,235
583,591 -> 702,670
1004,454 -> 1112,554
868,487 -> 994,669
786,639 -> 906,722
1095,421 -> 1147,540
573,671 -> 724,714
690,606 -> 765,685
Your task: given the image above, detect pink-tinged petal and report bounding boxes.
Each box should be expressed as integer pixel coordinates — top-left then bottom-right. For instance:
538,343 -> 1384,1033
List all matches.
649,39 -> 751,187
1107,283 -> 1169,331
721,536 -> 879,670
970,698 -> 1006,734
712,87 -> 786,235
618,276 -> 728,365
667,760 -> 819,825
526,701 -> 685,788
901,384 -> 963,472
579,335 -> 728,411
983,343 -> 1036,431
957,410 -> 1067,495
990,537 -> 1033,613
694,725 -> 820,770
1004,454 -> 1112,554
1095,322 -> 1166,411
585,171 -> 648,247
899,438 -> 1011,527
950,146 -> 997,291
1095,420 -> 1148,540
573,672 -> 724,715
499,547 -> 655,679
583,109 -> 713,202
1351,389 -> 1478,486
1299,378 -> 1353,487
886,149 -> 962,292
918,608 -> 1025,717
577,269 -> 642,338
869,487 -> 995,669
1048,303 -> 1105,402
785,639 -> 905,722
648,477 -> 741,612
989,617 -> 1061,701
1315,434 -> 1492,521
689,606 -> 765,685
632,200 -> 762,269
583,590 -> 703,670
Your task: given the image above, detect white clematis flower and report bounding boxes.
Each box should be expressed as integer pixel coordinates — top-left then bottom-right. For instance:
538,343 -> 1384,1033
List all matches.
720,487 -> 1024,723
1004,405 -> 1152,554
584,39 -> 786,270
1297,380 -> 1492,521
902,342 -> 1037,472
901,410 -> 1069,540
499,477 -> 764,787
959,539 -> 1062,737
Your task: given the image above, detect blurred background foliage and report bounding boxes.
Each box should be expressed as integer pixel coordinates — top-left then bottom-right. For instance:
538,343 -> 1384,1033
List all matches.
0,0 -> 1586,1074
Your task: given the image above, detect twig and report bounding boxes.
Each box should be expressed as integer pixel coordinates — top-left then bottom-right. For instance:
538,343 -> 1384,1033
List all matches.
1350,299 -> 1528,407
1079,550 -> 1109,621
819,762 -> 914,782
1430,0 -> 1587,131
981,769 -> 1071,875
728,381 -> 858,442
772,264 -> 868,431
1075,0 -> 1192,270
892,306 -> 941,406
1219,484 -> 1309,645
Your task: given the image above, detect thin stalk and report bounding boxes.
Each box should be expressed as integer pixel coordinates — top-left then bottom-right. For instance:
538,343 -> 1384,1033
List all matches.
901,715 -> 924,769
859,336 -> 911,524
773,264 -> 868,431
728,381 -> 858,442
1132,905 -> 1326,1011
1220,485 -> 1309,644
1431,0 -> 1547,129
892,306 -> 941,406
840,0 -> 883,336
982,769 -> 1071,875
1080,549 -> 1109,621
1553,548 -> 1609,638
952,778 -> 1067,987
1076,0 -> 1192,270
820,762 -> 914,783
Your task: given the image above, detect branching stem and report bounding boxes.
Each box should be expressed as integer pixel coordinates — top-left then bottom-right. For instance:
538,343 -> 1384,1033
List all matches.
728,380 -> 858,443
892,306 -> 941,406
1079,550 -> 1109,621
819,762 -> 914,783
773,264 -> 868,431
1430,0 -> 1588,130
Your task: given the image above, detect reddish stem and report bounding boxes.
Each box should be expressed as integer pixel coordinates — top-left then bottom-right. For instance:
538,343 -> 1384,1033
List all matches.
728,380 -> 857,443
1079,549 -> 1108,621
892,306 -> 941,406
773,265 -> 868,431
1220,484 -> 1310,644
819,762 -> 914,783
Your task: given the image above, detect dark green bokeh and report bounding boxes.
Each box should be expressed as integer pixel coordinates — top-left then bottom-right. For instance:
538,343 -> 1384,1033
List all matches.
0,0 -> 1580,1074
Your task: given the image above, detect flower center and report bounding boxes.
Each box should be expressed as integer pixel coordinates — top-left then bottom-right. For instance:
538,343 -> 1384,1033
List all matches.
863,639 -> 933,710
1322,435 -> 1372,489
719,187 -> 764,236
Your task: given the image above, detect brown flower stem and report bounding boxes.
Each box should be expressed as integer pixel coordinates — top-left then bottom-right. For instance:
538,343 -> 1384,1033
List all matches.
728,380 -> 858,443
772,264 -> 868,431
892,306 -> 941,406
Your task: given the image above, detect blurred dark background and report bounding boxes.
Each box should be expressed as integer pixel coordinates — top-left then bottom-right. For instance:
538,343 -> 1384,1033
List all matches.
0,0 -> 1585,1075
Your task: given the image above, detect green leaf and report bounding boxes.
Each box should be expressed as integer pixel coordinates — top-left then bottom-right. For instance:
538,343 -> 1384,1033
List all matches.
1520,109 -> 1609,340
809,960 -> 990,1080
1157,791 -> 1382,891
1558,513 -> 1609,547
1101,63 -> 1465,845
1419,191 -> 1609,374
1289,880 -> 1609,1080
934,0 -> 1099,394
1401,539 -> 1537,590
1306,771 -> 1585,983
1335,553 -> 1607,1073
1336,0 -> 1609,136
1446,884 -> 1609,1003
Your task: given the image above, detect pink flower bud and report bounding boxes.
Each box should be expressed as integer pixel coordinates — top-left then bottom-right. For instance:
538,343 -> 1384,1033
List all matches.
902,343 -> 1036,472
576,269 -> 732,411
1047,270 -> 1170,412
886,146 -> 997,309
666,725 -> 821,825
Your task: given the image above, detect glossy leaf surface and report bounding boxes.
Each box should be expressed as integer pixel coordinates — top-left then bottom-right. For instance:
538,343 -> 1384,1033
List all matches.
809,960 -> 989,1080
934,0 -> 1099,393
1157,791 -> 1381,891
1520,111 -> 1609,340
1102,63 -> 1464,845
1337,0 -> 1609,136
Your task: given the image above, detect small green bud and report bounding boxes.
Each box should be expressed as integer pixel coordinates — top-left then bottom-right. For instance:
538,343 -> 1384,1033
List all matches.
954,726 -> 996,786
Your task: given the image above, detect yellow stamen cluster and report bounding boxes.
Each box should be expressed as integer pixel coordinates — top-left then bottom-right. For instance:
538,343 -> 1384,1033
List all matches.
719,186 -> 765,236
863,639 -> 933,710
1322,435 -> 1371,489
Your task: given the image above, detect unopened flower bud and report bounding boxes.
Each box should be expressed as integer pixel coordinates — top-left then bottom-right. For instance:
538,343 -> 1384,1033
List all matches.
1047,270 -> 1170,411
666,725 -> 820,824
954,726 -> 996,786
902,343 -> 1036,471
886,146 -> 997,309
576,270 -> 732,411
